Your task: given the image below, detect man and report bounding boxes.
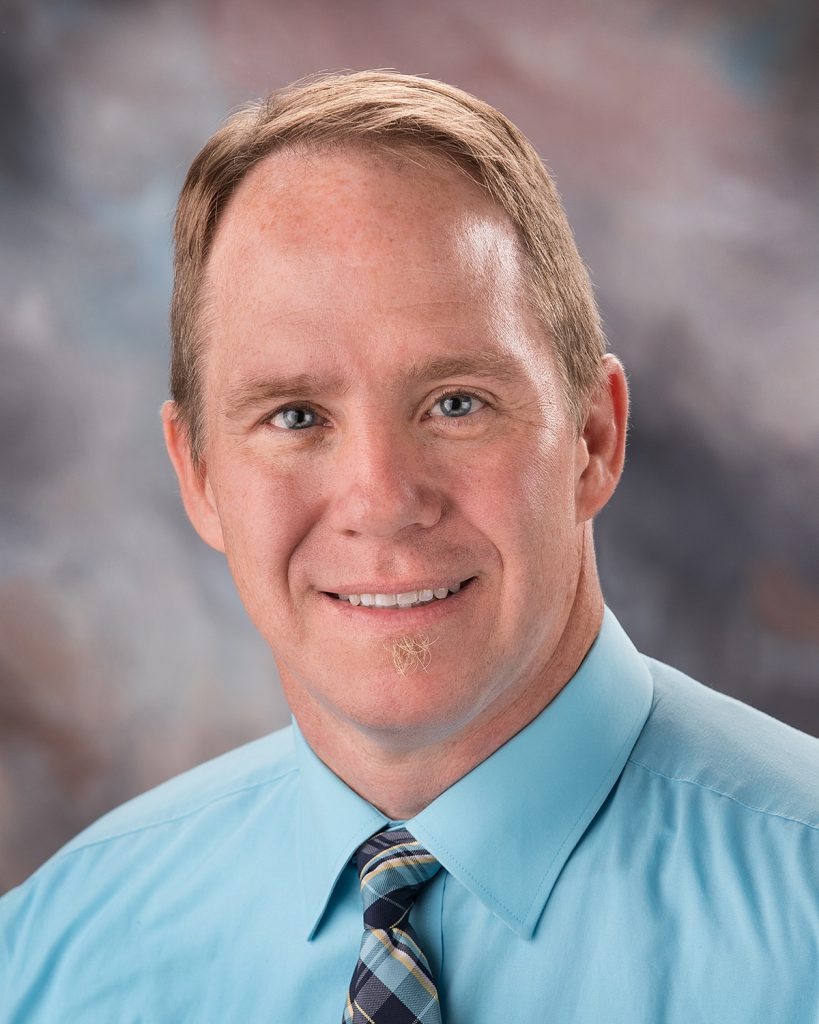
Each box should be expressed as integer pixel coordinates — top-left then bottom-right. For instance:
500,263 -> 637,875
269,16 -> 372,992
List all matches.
1,71 -> 817,1023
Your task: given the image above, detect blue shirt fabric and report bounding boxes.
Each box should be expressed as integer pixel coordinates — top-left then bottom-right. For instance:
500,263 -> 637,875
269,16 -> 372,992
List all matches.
2,607 -> 818,1022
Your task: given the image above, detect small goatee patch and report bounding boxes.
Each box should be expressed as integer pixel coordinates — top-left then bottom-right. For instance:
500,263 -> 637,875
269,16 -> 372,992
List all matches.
382,633 -> 440,677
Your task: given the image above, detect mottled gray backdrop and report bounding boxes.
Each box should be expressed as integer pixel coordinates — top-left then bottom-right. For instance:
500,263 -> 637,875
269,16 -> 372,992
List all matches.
1,0 -> 817,891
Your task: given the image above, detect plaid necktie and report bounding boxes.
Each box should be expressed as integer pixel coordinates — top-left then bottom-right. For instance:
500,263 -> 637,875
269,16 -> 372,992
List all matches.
343,827 -> 443,1024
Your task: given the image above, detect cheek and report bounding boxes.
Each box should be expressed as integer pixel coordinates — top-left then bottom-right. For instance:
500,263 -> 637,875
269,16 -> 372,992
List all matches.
474,438 -> 577,557
494,444 -> 581,599
213,459 -> 314,589
520,440 -> 577,519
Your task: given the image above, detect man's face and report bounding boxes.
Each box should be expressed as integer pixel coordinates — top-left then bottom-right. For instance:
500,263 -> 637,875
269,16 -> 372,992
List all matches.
192,146 -> 592,750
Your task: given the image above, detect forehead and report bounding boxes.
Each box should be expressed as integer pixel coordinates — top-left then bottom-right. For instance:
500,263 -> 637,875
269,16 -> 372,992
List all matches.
200,144 -> 552,398
207,142 -> 525,289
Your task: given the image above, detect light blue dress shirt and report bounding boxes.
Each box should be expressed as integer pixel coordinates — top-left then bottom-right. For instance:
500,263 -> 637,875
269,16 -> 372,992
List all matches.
2,608 -> 818,1022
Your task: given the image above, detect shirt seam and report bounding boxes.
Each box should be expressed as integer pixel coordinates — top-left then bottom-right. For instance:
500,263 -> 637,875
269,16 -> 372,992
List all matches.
48,766 -> 301,864
627,757 -> 819,832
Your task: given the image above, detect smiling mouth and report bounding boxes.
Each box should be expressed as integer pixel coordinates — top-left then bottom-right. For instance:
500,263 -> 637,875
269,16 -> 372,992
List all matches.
323,576 -> 476,609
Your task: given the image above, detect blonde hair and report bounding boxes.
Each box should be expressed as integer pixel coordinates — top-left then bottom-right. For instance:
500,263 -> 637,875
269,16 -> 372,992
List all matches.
170,70 -> 607,468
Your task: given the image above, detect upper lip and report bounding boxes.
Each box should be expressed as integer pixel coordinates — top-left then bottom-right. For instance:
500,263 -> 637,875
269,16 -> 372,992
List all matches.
322,576 -> 474,595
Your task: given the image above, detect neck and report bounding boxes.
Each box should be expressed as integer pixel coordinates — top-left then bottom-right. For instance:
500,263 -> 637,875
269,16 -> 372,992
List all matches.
289,529 -> 604,819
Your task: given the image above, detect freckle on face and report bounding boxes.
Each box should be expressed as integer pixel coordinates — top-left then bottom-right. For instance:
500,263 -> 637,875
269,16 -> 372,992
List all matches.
202,146 -> 583,744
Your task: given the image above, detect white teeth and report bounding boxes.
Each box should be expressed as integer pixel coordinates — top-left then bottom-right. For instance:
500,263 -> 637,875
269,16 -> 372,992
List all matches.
337,580 -> 469,608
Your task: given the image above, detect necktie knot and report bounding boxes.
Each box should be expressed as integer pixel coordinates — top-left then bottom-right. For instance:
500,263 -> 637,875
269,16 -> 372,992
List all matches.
344,827 -> 443,1023
355,827 -> 440,931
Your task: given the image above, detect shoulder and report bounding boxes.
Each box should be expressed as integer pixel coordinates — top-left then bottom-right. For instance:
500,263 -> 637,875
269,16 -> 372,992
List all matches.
11,722 -> 299,886
628,656 -> 819,831
0,724 -> 302,1015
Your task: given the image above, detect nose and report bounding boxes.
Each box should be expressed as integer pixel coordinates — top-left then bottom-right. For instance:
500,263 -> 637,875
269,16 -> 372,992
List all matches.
326,421 -> 444,537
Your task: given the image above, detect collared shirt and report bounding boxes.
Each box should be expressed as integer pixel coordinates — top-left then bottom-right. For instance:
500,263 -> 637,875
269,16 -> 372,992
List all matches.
2,607 -> 818,1022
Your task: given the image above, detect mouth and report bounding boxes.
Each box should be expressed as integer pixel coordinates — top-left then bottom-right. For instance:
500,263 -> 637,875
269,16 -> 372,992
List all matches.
319,576 -> 478,624
323,576 -> 476,604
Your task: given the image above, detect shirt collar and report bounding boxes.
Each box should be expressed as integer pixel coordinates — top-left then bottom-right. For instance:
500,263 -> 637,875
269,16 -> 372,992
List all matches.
295,606 -> 653,940
294,722 -> 388,941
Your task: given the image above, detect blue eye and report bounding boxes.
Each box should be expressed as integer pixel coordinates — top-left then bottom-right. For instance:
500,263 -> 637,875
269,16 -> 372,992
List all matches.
270,405 -> 317,430
430,391 -> 485,421
268,391 -> 487,432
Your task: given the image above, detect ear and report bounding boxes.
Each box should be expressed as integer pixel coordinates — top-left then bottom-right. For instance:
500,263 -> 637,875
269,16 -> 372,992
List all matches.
160,401 -> 226,553
574,354 -> 629,523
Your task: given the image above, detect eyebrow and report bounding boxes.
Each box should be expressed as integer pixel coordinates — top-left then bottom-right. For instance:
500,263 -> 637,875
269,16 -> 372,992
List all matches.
222,350 -> 529,418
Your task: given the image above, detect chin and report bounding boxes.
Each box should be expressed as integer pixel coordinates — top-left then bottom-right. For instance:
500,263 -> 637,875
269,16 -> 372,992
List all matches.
341,681 -> 476,741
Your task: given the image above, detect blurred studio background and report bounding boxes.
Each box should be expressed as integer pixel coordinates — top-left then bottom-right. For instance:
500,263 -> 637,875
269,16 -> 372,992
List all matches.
1,0 -> 817,891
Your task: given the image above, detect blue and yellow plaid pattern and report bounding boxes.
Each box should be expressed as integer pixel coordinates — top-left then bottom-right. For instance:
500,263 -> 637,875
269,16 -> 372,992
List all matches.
343,827 -> 442,1024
